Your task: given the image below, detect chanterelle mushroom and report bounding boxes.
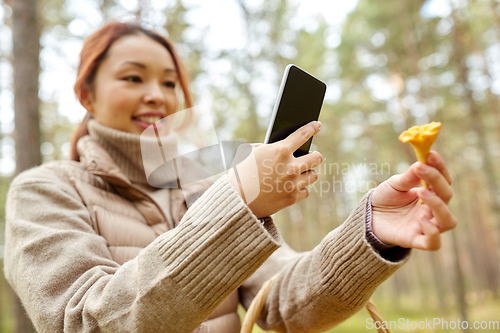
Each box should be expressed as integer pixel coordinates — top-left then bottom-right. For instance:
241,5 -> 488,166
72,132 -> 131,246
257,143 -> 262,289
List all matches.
399,121 -> 442,191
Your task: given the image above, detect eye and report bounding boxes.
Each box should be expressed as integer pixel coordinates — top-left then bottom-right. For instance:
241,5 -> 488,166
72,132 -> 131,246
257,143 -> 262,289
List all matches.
124,76 -> 142,83
164,81 -> 176,88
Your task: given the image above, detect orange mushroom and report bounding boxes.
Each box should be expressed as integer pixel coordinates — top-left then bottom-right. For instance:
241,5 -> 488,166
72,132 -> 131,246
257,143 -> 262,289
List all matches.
399,121 -> 442,192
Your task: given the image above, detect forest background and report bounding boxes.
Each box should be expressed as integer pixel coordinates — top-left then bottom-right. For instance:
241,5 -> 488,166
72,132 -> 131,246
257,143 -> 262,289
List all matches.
1,0 -> 500,332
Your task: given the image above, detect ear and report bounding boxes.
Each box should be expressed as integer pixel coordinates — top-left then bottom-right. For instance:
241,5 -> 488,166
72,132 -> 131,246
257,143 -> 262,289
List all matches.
78,86 -> 95,114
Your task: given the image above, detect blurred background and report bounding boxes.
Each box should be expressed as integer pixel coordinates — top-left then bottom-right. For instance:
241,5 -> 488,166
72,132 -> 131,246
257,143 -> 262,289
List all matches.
1,0 -> 500,332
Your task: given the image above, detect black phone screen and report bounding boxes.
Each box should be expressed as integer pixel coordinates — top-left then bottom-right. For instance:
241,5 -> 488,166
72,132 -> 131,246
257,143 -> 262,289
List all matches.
267,65 -> 326,157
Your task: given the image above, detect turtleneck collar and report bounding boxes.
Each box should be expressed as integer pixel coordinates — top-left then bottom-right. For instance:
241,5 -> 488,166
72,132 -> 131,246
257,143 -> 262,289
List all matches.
80,118 -> 215,208
86,119 -> 179,186
87,119 -> 148,184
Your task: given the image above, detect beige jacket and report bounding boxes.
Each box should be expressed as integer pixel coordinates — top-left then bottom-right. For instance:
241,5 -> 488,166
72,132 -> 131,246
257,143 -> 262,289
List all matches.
4,119 -> 411,333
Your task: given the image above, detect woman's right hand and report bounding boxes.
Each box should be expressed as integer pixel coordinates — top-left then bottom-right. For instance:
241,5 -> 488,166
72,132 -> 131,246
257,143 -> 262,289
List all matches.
227,121 -> 323,218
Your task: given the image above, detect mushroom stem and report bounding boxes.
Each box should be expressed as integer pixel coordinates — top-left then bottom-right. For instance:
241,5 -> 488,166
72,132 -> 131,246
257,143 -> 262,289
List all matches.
412,144 -> 430,189
399,122 -> 442,203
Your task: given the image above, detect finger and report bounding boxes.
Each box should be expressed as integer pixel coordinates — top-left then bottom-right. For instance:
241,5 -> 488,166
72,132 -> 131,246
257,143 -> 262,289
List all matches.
283,121 -> 321,153
297,169 -> 319,189
250,143 -> 262,147
418,188 -> 457,232
296,186 -> 310,203
412,219 -> 441,251
294,151 -> 323,174
414,163 -> 453,204
386,162 -> 422,192
427,151 -> 452,185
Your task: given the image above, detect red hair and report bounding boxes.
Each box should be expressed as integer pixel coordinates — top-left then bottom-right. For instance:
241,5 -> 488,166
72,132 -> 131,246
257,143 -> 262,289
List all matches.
70,21 -> 193,161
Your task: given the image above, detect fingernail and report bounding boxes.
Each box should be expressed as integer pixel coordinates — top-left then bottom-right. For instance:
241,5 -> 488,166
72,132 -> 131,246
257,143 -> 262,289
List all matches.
316,121 -> 322,130
315,151 -> 323,161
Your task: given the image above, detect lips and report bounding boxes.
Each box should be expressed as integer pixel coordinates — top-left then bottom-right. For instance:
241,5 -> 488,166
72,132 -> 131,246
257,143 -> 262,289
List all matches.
132,118 -> 159,130
134,115 -> 162,123
132,112 -> 166,130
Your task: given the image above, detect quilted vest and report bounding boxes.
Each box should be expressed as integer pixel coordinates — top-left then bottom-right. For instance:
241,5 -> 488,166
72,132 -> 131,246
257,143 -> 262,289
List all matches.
71,135 -> 241,333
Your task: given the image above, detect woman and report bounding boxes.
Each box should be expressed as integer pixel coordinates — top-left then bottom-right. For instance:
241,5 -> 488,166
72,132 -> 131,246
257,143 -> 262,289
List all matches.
3,21 -> 456,333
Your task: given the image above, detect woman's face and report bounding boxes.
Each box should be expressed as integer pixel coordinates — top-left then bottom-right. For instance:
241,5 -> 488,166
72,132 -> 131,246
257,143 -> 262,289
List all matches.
81,33 -> 179,135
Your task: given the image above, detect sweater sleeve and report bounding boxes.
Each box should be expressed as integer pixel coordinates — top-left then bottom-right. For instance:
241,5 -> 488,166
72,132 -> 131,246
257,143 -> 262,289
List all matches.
365,191 -> 397,252
239,189 -> 412,333
3,165 -> 282,333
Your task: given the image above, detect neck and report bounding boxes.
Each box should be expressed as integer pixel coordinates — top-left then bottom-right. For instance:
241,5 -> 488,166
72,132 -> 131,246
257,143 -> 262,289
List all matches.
87,119 -> 179,186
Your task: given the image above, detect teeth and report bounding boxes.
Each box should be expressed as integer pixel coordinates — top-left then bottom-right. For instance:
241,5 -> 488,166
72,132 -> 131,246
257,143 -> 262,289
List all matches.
135,116 -> 162,124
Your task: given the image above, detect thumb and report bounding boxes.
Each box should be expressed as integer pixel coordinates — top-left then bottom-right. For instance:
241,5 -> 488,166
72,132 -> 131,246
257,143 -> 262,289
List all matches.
387,162 -> 423,192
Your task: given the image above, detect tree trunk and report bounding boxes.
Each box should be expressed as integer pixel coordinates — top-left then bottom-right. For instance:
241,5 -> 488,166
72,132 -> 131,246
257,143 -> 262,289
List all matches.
452,176 -> 471,331
429,252 -> 447,312
13,0 -> 41,174
451,13 -> 500,223
451,230 -> 469,332
470,178 -> 500,297
11,0 -> 40,331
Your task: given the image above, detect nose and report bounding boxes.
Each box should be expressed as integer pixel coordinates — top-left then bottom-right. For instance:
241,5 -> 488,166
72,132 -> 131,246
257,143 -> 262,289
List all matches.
143,82 -> 165,106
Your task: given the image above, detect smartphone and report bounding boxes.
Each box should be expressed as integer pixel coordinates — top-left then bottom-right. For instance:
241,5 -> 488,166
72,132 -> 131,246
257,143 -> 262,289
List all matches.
264,64 -> 327,157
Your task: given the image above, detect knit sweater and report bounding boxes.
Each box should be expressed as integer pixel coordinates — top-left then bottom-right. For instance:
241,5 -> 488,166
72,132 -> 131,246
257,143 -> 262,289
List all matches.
3,119 -> 411,332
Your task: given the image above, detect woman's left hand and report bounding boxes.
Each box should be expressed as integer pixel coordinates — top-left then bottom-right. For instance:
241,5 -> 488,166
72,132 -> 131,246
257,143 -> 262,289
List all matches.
371,151 -> 456,251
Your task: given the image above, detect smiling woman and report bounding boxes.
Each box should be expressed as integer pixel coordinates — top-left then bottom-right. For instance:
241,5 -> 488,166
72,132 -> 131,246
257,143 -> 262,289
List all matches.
78,37 -> 180,134
3,19 -> 457,333
70,22 -> 193,160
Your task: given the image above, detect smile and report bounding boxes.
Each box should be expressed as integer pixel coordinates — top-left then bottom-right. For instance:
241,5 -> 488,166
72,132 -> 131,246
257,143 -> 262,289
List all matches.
133,116 -> 162,124
132,116 -> 165,130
